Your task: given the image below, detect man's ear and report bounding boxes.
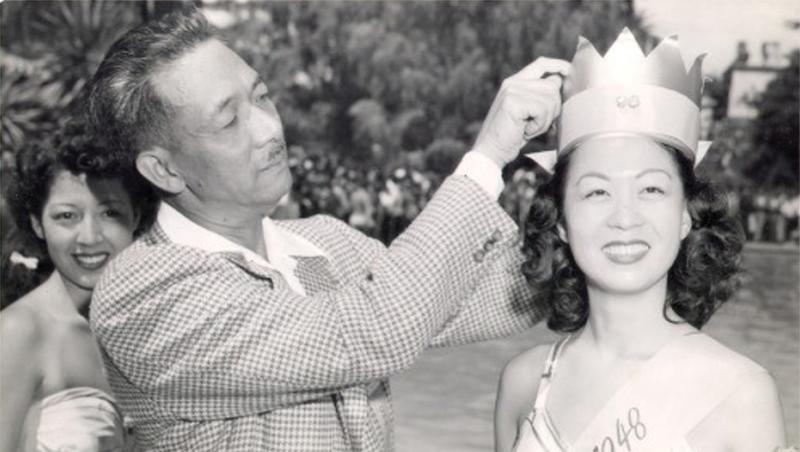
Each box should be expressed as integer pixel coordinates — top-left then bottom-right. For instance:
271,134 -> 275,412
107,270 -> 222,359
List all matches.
136,147 -> 185,195
30,215 -> 44,240
680,207 -> 692,240
557,223 -> 568,243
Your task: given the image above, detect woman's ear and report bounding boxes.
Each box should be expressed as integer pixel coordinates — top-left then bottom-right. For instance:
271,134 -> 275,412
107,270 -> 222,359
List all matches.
136,147 -> 185,196
30,215 -> 44,240
557,223 -> 569,243
680,207 -> 692,239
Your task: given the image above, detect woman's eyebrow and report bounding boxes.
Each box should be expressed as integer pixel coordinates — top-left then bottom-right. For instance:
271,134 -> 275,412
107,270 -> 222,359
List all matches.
575,171 -> 609,185
636,168 -> 673,179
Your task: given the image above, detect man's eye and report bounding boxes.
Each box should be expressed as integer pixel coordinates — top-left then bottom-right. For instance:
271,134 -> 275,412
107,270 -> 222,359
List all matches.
224,116 -> 238,128
256,92 -> 270,103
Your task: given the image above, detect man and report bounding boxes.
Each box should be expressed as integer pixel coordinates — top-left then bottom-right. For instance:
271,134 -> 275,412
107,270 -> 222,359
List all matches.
87,7 -> 568,451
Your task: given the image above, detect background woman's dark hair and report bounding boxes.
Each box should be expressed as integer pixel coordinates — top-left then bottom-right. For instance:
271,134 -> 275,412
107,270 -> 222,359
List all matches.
1,121 -> 158,308
521,145 -> 745,332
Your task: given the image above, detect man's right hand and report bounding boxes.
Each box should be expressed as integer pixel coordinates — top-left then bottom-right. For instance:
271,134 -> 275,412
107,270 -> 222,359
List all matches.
471,57 -> 571,168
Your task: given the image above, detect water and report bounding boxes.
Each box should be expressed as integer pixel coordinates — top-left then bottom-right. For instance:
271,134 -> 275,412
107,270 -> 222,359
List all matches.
393,245 -> 799,450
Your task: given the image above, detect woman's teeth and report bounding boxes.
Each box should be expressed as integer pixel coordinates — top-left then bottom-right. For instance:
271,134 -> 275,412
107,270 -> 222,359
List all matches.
602,243 -> 649,264
74,253 -> 109,269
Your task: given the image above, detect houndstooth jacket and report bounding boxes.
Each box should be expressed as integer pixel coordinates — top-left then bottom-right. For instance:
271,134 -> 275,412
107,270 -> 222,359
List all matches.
90,176 -> 545,451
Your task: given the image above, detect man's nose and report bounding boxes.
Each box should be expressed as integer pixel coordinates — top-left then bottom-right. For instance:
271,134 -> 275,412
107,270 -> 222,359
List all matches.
76,216 -> 104,246
250,101 -> 282,143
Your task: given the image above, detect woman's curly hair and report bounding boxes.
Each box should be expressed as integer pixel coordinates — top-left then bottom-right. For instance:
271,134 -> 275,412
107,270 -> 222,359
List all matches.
2,120 -> 159,308
521,146 -> 745,332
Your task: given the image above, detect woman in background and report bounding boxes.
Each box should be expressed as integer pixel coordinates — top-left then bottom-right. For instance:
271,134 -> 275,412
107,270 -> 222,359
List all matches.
495,30 -> 786,452
0,123 -> 156,451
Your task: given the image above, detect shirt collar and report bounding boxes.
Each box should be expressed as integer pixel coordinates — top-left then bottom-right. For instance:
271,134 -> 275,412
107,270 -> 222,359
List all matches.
156,202 -> 328,270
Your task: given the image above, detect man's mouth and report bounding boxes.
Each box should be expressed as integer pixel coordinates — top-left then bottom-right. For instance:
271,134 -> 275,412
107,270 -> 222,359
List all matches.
602,241 -> 650,264
72,252 -> 110,270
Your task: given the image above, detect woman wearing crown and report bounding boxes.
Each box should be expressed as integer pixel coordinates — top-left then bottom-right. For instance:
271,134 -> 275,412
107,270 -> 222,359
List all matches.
494,29 -> 787,452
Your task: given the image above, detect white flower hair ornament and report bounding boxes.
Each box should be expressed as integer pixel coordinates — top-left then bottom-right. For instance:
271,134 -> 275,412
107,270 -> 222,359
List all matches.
526,28 -> 711,173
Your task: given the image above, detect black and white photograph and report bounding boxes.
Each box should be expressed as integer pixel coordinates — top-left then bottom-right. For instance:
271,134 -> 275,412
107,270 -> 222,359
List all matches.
0,1 -> 797,451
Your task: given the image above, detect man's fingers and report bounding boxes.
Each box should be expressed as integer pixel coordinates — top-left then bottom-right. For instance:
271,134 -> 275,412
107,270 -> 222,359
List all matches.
513,57 -> 571,81
516,99 -> 556,140
504,83 -> 562,120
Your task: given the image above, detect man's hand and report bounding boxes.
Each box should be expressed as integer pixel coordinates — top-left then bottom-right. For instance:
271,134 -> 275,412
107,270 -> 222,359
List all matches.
471,57 -> 570,168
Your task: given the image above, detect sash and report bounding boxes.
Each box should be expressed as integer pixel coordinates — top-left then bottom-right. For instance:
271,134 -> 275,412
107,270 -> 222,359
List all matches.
569,333 -> 764,451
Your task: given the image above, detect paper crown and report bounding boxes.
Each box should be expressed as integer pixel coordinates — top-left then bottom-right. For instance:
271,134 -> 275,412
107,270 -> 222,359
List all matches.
527,28 -> 711,172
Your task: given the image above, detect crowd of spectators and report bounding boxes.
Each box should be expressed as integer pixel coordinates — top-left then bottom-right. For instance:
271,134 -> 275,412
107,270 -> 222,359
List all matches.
736,190 -> 800,243
271,147 -> 442,244
271,146 -> 542,244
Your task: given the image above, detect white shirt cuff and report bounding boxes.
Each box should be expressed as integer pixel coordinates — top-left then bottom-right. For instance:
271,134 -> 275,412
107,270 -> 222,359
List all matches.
453,151 -> 505,199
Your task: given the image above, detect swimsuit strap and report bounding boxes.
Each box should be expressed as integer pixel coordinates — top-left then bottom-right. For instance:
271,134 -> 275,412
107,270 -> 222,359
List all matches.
533,335 -> 571,412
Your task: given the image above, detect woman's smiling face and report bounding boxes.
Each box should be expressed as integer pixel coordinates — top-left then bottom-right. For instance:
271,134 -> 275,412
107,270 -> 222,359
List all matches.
32,170 -> 138,294
560,136 -> 692,296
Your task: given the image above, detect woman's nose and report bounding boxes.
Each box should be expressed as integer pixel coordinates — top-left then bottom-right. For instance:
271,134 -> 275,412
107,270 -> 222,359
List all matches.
76,216 -> 104,245
606,202 -> 645,230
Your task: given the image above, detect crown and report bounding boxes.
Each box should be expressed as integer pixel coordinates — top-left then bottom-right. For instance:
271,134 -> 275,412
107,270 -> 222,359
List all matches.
564,28 -> 705,105
554,28 -> 709,164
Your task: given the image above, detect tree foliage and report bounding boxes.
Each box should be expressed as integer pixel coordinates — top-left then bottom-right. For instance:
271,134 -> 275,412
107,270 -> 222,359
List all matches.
748,50 -> 800,191
1,0 -> 141,154
224,0 -> 647,174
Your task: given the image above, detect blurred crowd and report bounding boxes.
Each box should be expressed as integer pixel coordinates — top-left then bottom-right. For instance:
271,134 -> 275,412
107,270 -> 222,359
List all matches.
271,146 -> 542,244
272,147 -> 440,244
736,190 -> 800,243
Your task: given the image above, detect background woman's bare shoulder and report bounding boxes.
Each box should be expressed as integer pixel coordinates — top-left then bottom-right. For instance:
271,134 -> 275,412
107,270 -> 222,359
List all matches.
0,297 -> 46,375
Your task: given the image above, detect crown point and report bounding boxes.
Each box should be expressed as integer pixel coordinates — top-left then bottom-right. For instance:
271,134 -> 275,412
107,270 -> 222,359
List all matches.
576,35 -> 593,49
687,53 -> 707,101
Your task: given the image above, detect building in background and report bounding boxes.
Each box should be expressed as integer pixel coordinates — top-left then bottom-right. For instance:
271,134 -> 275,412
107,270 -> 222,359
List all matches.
727,41 -> 788,119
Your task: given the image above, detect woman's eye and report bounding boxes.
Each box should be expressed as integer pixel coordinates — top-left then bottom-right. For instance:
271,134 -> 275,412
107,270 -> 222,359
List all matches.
585,189 -> 608,199
256,92 -> 270,104
103,209 -> 121,219
642,186 -> 666,195
53,211 -> 77,221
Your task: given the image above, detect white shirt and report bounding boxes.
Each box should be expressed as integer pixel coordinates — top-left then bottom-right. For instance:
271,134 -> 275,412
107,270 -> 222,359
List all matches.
157,202 -> 329,295
156,151 -> 503,295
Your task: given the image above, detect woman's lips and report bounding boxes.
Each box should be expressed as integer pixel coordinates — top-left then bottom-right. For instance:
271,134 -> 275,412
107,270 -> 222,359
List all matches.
602,241 -> 650,264
72,252 -> 110,270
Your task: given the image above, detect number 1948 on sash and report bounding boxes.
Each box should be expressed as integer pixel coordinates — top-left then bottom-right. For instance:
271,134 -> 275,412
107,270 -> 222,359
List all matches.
592,407 -> 647,452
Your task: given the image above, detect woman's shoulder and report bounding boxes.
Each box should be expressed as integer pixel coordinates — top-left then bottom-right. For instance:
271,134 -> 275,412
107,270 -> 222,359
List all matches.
684,333 -> 786,450
681,332 -> 766,375
502,343 -> 553,383
1,297 -> 46,384
499,342 -> 559,411
2,303 -> 41,340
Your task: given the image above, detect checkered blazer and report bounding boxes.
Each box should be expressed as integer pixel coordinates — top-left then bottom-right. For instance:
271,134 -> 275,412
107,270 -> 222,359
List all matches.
90,176 -> 545,451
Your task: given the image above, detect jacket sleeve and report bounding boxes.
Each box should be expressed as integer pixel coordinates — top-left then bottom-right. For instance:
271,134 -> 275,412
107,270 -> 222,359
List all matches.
328,204 -> 546,349
91,175 -> 519,420
428,237 -> 546,348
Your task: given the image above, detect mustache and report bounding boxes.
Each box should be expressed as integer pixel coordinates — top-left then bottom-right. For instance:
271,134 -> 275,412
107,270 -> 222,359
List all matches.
266,139 -> 287,160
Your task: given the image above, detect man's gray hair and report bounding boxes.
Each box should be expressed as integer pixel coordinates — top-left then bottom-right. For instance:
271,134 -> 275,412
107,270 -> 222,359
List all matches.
87,6 -> 220,162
